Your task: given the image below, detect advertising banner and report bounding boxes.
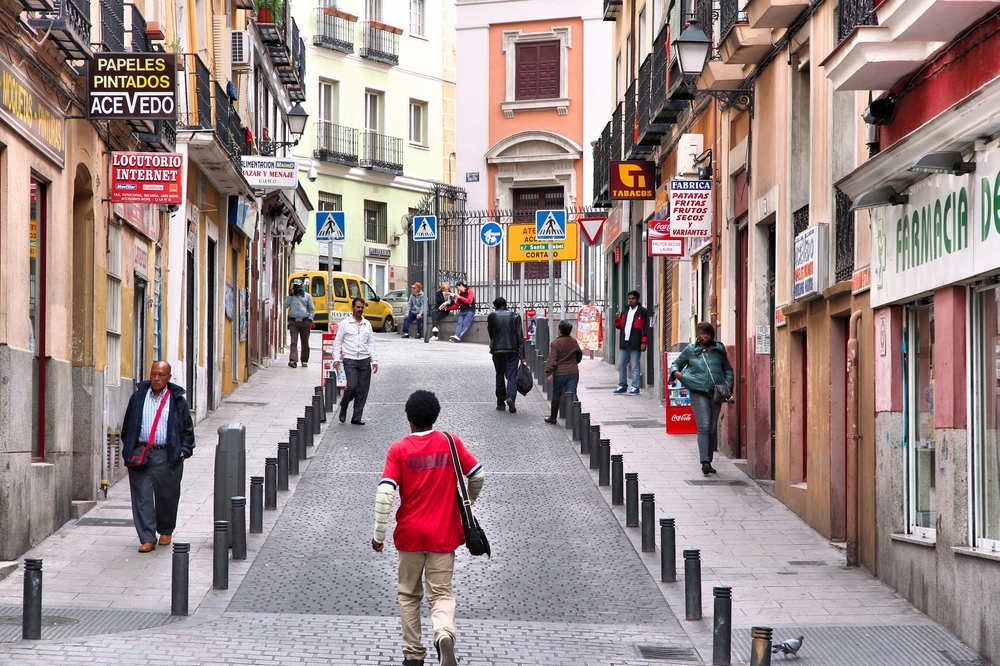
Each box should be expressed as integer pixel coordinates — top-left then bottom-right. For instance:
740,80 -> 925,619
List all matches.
610,161 -> 655,199
506,223 -> 578,262
110,152 -> 183,204
321,327 -> 347,388
576,304 -> 602,352
241,156 -> 298,189
669,180 -> 712,237
88,53 -> 177,120
647,219 -> 684,257
665,352 -> 697,435
0,58 -> 64,166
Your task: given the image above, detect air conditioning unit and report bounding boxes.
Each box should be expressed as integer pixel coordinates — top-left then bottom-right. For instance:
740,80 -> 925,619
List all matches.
388,234 -> 401,246
232,30 -> 252,69
677,133 -> 704,177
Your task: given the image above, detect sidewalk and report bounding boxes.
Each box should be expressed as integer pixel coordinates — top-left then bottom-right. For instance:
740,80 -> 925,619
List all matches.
0,339 -> 327,626
564,355 -> 990,665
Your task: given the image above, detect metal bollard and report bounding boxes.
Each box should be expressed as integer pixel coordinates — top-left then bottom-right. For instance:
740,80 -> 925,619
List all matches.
315,387 -> 327,423
660,518 -> 676,582
565,395 -> 575,430
625,472 -> 639,527
598,439 -> 611,486
684,549 -> 702,620
277,443 -> 289,491
296,417 -> 308,453
213,520 -> 229,590
22,558 -> 42,640
311,395 -> 322,434
249,476 -> 263,533
611,454 -> 624,505
264,458 -> 277,509
579,413 -> 591,454
589,424 -> 600,469
288,431 -> 300,476
545,374 -> 553,401
325,372 -> 336,412
231,496 -> 247,560
303,409 -> 315,446
749,627 -> 773,666
641,493 -> 656,552
560,391 -> 572,420
171,543 -> 190,616
713,586 -> 732,665
571,400 -> 581,438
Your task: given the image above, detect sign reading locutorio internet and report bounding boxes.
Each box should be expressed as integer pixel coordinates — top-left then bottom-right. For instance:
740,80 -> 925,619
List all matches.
870,146 -> 1000,307
88,54 -> 177,120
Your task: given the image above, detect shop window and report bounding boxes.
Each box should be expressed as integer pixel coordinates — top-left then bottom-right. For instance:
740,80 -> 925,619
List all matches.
973,285 -> 1000,550
906,303 -> 936,539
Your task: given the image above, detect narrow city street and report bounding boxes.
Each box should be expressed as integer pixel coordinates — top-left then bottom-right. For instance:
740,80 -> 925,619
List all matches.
0,334 -> 989,665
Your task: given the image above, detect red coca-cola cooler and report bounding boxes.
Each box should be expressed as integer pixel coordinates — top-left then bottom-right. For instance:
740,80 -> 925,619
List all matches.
665,352 -> 697,435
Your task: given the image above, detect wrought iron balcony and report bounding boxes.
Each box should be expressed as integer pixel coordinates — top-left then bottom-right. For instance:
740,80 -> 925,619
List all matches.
360,130 -> 403,174
28,0 -> 92,60
720,0 -> 749,43
360,21 -> 401,66
624,79 -> 652,159
288,81 -> 306,103
135,119 -> 177,153
610,102 -> 623,162
314,122 -> 359,167
20,0 -> 55,12
592,122 -> 612,208
837,0 -> 877,43
649,25 -> 689,124
97,0 -> 125,53
315,6 -> 357,54
793,204 -> 810,236
696,0 -> 722,60
128,3 -> 152,52
178,54 -> 212,129
603,0 -> 623,21
834,188 -> 855,282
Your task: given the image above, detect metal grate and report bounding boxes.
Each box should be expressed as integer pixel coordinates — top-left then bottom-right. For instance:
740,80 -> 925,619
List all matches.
793,204 -> 810,237
686,479 -> 750,486
0,605 -> 182,642
720,0 -> 748,43
834,187 -> 855,283
106,429 -> 121,475
636,645 -> 700,661
76,517 -> 135,527
837,0 -> 878,44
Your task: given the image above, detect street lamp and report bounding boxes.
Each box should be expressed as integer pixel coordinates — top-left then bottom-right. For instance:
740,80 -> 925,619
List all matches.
674,19 -> 753,114
268,102 -> 310,151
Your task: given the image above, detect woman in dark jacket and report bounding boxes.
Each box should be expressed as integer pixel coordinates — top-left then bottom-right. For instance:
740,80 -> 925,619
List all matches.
668,322 -> 734,475
544,320 -> 583,424
430,281 -> 452,341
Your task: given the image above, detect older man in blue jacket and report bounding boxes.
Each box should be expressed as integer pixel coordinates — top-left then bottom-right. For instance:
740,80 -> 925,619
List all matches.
120,360 -> 196,552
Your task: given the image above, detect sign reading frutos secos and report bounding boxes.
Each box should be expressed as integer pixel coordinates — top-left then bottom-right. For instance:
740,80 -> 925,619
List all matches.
870,145 -> 1000,307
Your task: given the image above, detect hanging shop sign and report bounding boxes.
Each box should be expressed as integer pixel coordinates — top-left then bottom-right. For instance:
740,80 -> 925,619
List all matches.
506,222 -> 578,262
241,156 -> 298,189
228,195 -> 259,239
603,204 -> 624,249
88,53 -> 177,120
668,180 -> 712,237
610,161 -> 656,199
793,224 -> 829,301
0,57 -> 65,167
870,148 -> 1000,306
114,202 -> 157,240
647,219 -> 684,257
110,152 -> 183,204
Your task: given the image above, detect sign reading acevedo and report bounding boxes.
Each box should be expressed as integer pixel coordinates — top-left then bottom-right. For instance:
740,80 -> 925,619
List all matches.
88,53 -> 177,120
241,156 -> 299,189
110,152 -> 183,204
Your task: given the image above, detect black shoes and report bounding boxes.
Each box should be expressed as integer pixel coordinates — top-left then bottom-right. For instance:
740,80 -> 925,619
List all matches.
505,397 -> 516,413
702,462 -> 717,475
338,406 -> 347,424
435,634 -> 457,666
301,362 -> 308,367
288,361 -> 297,368
543,416 -> 557,424
351,420 -> 366,426
496,404 -> 506,411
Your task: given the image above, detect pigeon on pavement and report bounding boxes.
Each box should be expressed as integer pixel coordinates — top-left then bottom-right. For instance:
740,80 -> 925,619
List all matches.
771,635 -> 804,658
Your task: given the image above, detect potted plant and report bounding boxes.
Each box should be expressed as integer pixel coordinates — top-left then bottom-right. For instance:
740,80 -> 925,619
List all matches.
257,0 -> 285,29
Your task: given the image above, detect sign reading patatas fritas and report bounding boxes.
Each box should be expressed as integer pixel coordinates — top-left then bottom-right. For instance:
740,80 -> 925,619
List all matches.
88,53 -> 177,120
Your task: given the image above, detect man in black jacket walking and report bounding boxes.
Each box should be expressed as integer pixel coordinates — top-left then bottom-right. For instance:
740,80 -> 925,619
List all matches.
120,361 -> 196,552
487,297 -> 524,412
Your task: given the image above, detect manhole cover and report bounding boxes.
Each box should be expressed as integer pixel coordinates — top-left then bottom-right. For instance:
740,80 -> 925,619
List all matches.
636,645 -> 699,661
76,518 -> 135,527
685,479 -> 749,486
0,616 -> 79,627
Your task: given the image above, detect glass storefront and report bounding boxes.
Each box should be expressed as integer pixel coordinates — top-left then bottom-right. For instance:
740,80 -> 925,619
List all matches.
907,304 -> 936,537
973,285 -> 1000,548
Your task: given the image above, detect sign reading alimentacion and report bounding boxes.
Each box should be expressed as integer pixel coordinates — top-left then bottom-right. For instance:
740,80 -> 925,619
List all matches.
88,53 -> 177,120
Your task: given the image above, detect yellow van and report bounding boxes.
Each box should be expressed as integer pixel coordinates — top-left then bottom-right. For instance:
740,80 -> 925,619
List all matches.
287,271 -> 396,332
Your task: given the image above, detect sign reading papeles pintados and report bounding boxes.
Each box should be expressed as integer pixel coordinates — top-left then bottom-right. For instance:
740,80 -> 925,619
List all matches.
110,152 -> 183,204
88,53 -> 177,120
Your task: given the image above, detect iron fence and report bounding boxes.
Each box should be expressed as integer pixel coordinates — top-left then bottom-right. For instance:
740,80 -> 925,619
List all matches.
696,0 -> 722,60
408,207 -> 609,315
834,188 -> 855,283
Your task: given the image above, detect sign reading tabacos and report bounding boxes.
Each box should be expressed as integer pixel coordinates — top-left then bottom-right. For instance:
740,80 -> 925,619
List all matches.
110,152 -> 183,204
610,161 -> 655,199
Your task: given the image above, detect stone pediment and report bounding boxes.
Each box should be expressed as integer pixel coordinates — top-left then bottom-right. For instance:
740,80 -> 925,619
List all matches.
486,131 -> 583,165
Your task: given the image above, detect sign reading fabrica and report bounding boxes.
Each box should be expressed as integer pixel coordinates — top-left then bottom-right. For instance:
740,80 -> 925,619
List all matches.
669,180 -> 712,237
88,53 -> 177,120
241,156 -> 298,189
110,152 -> 183,204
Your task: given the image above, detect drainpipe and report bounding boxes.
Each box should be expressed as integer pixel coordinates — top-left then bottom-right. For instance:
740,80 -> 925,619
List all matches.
846,309 -> 863,567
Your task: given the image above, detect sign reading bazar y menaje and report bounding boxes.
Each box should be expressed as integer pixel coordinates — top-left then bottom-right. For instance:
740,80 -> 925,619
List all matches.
110,152 -> 183,204
241,156 -> 299,189
88,53 -> 177,120
669,180 -> 713,237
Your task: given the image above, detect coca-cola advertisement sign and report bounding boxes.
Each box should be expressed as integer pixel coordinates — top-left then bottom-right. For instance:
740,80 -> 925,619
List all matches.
647,218 -> 684,257
670,413 -> 692,422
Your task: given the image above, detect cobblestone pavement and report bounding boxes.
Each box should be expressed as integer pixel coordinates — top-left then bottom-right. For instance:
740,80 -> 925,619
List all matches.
0,334 -> 991,665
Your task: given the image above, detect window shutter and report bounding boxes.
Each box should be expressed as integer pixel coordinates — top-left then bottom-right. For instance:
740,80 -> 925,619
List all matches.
515,43 -> 537,100
515,41 -> 560,101
537,43 -> 560,98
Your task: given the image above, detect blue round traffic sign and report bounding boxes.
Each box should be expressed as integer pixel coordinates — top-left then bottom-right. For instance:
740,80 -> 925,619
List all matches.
480,221 -> 503,247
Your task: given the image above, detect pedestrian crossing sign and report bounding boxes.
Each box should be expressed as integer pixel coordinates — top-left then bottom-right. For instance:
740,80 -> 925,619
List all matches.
535,209 -> 566,241
315,211 -> 345,242
413,215 -> 437,242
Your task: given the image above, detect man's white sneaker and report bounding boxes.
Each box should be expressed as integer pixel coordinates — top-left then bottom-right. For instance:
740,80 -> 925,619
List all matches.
449,335 -> 461,342
435,634 -> 457,666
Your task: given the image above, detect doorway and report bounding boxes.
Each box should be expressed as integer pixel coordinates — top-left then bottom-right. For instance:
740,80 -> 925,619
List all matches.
30,178 -> 48,459
133,277 -> 147,383
207,240 -> 217,409
367,260 -> 388,296
186,249 -> 196,411
735,223 -> 748,458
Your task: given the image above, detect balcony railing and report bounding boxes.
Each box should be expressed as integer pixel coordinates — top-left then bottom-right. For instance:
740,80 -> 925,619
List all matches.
315,121 -> 359,167
97,0 -> 125,52
720,0 -> 748,43
837,0 -> 878,44
793,204 -> 810,237
179,54 -> 212,129
360,21 -> 401,66
834,188 -> 855,282
592,121 -> 612,208
136,119 -> 177,152
315,7 -> 356,54
603,0 -> 623,20
28,0 -> 92,60
610,102 -> 623,162
128,3 -> 151,52
361,130 -> 403,174
696,0 -> 721,60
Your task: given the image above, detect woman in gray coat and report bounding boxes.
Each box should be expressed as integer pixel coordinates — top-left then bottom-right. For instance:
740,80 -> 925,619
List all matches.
668,322 -> 735,475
